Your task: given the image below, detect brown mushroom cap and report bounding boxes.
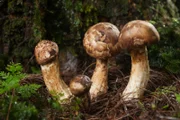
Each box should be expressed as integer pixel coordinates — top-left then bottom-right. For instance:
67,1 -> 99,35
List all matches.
69,75 -> 92,97
34,40 -> 59,65
118,20 -> 160,50
83,22 -> 120,59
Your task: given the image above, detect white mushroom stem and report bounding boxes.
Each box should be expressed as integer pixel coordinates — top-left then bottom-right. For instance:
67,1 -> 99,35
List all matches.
89,59 -> 108,100
40,56 -> 73,102
122,46 -> 149,101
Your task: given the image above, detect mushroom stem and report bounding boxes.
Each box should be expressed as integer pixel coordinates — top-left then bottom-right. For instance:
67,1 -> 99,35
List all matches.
90,59 -> 108,100
41,56 -> 73,102
122,46 -> 149,101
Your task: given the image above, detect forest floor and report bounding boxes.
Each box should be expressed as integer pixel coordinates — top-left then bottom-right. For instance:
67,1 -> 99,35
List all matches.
22,61 -> 180,120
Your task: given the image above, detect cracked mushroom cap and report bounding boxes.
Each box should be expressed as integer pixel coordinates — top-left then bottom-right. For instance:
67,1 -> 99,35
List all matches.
118,20 -> 160,50
83,22 -> 120,59
70,75 -> 92,97
35,40 -> 59,65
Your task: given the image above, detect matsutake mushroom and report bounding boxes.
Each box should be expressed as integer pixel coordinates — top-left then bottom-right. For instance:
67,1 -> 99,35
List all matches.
118,20 -> 160,101
70,75 -> 92,97
69,75 -> 92,111
83,22 -> 120,100
34,40 -> 73,104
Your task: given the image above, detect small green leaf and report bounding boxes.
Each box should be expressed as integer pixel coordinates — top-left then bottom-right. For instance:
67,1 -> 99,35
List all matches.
17,84 -> 41,98
162,104 -> 169,109
175,94 -> 180,103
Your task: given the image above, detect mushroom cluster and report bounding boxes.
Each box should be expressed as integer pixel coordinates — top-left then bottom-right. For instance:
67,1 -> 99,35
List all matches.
34,40 -> 91,104
34,20 -> 160,107
83,20 -> 160,101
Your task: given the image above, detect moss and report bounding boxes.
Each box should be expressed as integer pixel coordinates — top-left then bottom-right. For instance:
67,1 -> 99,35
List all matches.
33,0 -> 46,42
0,0 -> 180,73
1,0 -> 46,72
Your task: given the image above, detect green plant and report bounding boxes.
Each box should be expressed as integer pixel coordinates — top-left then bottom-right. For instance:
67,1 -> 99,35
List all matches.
47,96 -> 83,119
0,63 -> 41,120
144,0 -> 180,74
175,94 -> 180,118
153,86 -> 176,96
175,94 -> 180,104
152,85 -> 180,117
149,18 -> 180,74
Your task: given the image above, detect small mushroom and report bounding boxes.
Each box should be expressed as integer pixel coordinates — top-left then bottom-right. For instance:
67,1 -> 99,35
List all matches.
83,22 -> 120,100
69,75 -> 92,111
118,20 -> 160,101
34,40 -> 73,104
70,75 -> 92,97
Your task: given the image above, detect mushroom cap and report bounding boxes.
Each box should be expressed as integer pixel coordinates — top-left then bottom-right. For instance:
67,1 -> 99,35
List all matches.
69,75 -> 92,97
118,20 -> 160,50
83,22 -> 120,59
34,40 -> 59,65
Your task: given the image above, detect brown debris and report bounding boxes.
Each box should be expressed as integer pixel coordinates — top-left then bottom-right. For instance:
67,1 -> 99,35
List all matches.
20,65 -> 180,119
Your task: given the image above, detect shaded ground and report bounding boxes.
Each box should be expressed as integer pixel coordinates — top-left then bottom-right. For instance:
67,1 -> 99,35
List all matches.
21,61 -> 180,120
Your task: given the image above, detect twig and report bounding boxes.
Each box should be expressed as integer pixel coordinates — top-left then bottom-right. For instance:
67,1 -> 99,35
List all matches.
24,55 -> 35,72
163,93 -> 176,109
156,113 -> 179,120
82,62 -> 96,75
6,89 -> 15,120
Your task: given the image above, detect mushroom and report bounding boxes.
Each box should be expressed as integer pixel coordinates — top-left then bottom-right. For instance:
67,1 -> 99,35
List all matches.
70,75 -> 92,97
69,75 -> 92,111
118,20 -> 160,101
34,40 -> 73,104
83,22 -> 120,100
